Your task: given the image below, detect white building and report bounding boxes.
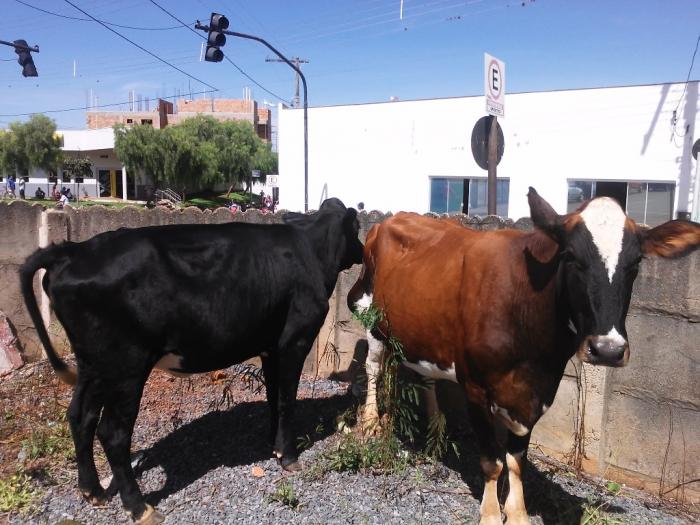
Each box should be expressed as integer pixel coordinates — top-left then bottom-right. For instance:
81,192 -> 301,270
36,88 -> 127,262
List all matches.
278,81 -> 700,225
8,128 -> 132,200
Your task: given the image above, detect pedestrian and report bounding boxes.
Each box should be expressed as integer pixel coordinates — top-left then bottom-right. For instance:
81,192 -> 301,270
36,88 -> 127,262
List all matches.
18,177 -> 25,199
7,175 -> 16,198
57,191 -> 69,209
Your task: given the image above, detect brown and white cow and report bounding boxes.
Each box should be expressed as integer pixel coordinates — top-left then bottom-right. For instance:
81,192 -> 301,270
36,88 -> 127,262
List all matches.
348,187 -> 700,525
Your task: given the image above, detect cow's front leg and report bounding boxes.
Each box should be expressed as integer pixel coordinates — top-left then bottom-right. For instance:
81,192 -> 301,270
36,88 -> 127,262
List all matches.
360,329 -> 385,435
504,432 -> 531,525
467,402 -> 504,525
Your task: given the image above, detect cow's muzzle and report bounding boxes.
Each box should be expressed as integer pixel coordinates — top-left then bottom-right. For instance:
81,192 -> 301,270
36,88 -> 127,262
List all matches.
579,335 -> 630,367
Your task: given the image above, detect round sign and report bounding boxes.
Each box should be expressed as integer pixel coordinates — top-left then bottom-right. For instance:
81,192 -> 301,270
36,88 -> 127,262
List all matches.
471,116 -> 504,170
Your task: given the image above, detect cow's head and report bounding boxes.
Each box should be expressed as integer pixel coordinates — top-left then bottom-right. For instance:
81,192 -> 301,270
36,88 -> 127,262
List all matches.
283,198 -> 364,272
528,187 -> 700,367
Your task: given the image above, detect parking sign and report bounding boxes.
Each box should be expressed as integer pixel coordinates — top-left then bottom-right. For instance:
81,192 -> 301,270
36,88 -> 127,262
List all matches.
484,53 -> 505,117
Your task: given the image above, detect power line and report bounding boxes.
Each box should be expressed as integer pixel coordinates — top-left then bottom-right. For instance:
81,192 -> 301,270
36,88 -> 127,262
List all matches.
146,0 -> 292,105
0,88 -> 213,117
14,0 -> 187,30
671,33 -> 700,136
62,0 -> 218,91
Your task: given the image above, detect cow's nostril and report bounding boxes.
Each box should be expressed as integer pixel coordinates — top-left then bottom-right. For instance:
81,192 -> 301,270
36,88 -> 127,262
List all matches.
588,340 -> 599,356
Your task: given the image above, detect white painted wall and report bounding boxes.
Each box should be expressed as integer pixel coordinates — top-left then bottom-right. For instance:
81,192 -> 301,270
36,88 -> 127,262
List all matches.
278,82 -> 699,219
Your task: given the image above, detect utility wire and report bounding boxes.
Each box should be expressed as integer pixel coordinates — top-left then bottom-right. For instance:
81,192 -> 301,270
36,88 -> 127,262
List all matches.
62,0 -> 217,91
0,88 -> 212,117
14,0 -> 186,30
146,0 -> 292,105
671,33 -> 700,135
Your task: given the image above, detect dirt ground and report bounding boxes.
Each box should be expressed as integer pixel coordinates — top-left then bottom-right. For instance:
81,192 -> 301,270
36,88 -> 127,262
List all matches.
0,361 -> 696,524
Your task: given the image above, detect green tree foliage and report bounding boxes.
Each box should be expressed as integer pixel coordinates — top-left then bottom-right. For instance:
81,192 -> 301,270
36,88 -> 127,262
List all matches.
113,116 -> 278,191
62,156 -> 93,180
0,115 -> 63,176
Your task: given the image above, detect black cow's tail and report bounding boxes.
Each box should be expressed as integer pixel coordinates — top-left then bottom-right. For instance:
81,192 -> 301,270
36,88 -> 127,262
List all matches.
19,245 -> 77,385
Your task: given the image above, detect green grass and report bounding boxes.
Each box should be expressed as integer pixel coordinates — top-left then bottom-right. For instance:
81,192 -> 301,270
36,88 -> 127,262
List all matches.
20,415 -> 74,462
184,190 -> 261,210
268,479 -> 301,510
0,471 -> 35,513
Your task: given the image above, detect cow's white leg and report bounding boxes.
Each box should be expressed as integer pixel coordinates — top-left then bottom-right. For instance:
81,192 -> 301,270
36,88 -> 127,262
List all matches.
479,456 -> 504,525
504,451 -> 530,525
361,329 -> 385,435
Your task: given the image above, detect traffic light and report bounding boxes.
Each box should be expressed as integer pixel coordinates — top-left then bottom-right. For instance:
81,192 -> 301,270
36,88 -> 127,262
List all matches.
13,39 -> 37,77
205,13 -> 229,62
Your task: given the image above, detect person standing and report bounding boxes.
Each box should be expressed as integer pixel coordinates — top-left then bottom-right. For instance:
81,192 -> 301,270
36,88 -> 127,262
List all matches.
18,177 -> 25,199
7,175 -> 16,198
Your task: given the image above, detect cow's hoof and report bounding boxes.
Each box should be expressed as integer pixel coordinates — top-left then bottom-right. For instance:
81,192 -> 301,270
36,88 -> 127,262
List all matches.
478,514 -> 503,525
281,458 -> 303,472
81,488 -> 108,507
133,504 -> 165,525
504,512 -> 530,525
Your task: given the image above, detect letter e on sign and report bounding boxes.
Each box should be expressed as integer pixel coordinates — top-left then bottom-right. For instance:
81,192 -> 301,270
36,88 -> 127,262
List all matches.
484,53 -> 505,117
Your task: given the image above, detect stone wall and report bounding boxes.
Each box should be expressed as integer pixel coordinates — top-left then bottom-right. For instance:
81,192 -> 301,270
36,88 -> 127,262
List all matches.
1,200 -> 697,503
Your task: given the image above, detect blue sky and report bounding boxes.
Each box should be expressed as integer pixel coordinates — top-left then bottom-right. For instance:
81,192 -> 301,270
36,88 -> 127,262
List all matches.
0,0 -> 698,130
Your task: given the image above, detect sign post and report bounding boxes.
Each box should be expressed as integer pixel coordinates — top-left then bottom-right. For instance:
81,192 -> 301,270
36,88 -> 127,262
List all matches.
484,53 -> 505,215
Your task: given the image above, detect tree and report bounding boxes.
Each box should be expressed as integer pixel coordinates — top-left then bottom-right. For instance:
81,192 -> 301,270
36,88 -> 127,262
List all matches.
0,115 -> 63,176
63,156 -> 93,180
113,116 -> 278,193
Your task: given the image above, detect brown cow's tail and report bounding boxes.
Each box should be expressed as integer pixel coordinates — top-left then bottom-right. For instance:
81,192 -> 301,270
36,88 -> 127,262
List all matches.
19,245 -> 77,386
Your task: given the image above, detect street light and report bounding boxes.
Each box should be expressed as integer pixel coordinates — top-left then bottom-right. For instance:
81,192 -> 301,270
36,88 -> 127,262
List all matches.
195,16 -> 309,212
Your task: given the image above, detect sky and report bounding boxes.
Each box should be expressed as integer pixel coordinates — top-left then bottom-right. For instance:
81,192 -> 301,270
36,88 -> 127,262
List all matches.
0,0 -> 698,131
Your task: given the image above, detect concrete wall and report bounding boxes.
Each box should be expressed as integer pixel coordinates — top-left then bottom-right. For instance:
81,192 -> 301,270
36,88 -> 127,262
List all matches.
278,81 -> 699,220
1,200 -> 697,503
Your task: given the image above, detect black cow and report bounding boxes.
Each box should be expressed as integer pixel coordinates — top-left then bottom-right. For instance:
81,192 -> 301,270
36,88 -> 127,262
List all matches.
20,198 -> 363,524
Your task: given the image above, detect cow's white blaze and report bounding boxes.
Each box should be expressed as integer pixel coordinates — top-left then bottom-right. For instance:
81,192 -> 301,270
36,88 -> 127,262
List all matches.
490,403 -> 529,436
580,197 -> 626,282
355,293 -> 372,311
154,353 -> 191,378
403,360 -> 458,383
603,326 -> 626,345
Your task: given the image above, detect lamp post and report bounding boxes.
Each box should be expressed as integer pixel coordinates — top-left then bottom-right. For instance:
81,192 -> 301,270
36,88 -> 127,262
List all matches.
195,18 -> 309,212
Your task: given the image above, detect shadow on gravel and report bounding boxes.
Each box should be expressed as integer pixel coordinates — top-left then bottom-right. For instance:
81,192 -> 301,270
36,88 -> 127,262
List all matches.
134,394 -> 353,506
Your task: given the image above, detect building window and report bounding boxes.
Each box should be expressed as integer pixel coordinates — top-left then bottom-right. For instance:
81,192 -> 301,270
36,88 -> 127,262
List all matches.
567,180 -> 674,226
126,118 -> 133,124
140,119 -> 153,126
430,177 -> 510,216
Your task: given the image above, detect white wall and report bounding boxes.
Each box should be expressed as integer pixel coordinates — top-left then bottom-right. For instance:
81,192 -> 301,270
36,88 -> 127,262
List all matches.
278,82 -> 699,219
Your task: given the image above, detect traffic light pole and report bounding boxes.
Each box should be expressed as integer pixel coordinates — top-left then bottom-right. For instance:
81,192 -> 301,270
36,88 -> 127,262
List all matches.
225,31 -> 308,213
195,21 -> 309,212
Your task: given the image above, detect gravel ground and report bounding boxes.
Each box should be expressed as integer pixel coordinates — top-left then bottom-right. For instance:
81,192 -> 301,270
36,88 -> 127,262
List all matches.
1,364 -> 695,525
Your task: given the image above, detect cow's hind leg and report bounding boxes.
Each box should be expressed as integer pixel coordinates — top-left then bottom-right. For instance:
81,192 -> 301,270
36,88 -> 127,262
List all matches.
96,374 -> 162,524
67,374 -> 105,505
504,432 -> 532,525
360,328 -> 385,435
261,353 -> 280,458
467,402 -> 504,525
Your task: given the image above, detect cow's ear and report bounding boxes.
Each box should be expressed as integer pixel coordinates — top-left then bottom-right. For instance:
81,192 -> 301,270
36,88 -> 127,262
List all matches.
343,207 -> 359,232
639,219 -> 700,258
528,187 -> 565,243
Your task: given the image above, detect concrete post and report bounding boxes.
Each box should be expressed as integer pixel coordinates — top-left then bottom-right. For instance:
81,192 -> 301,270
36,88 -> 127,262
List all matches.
121,166 -> 128,201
